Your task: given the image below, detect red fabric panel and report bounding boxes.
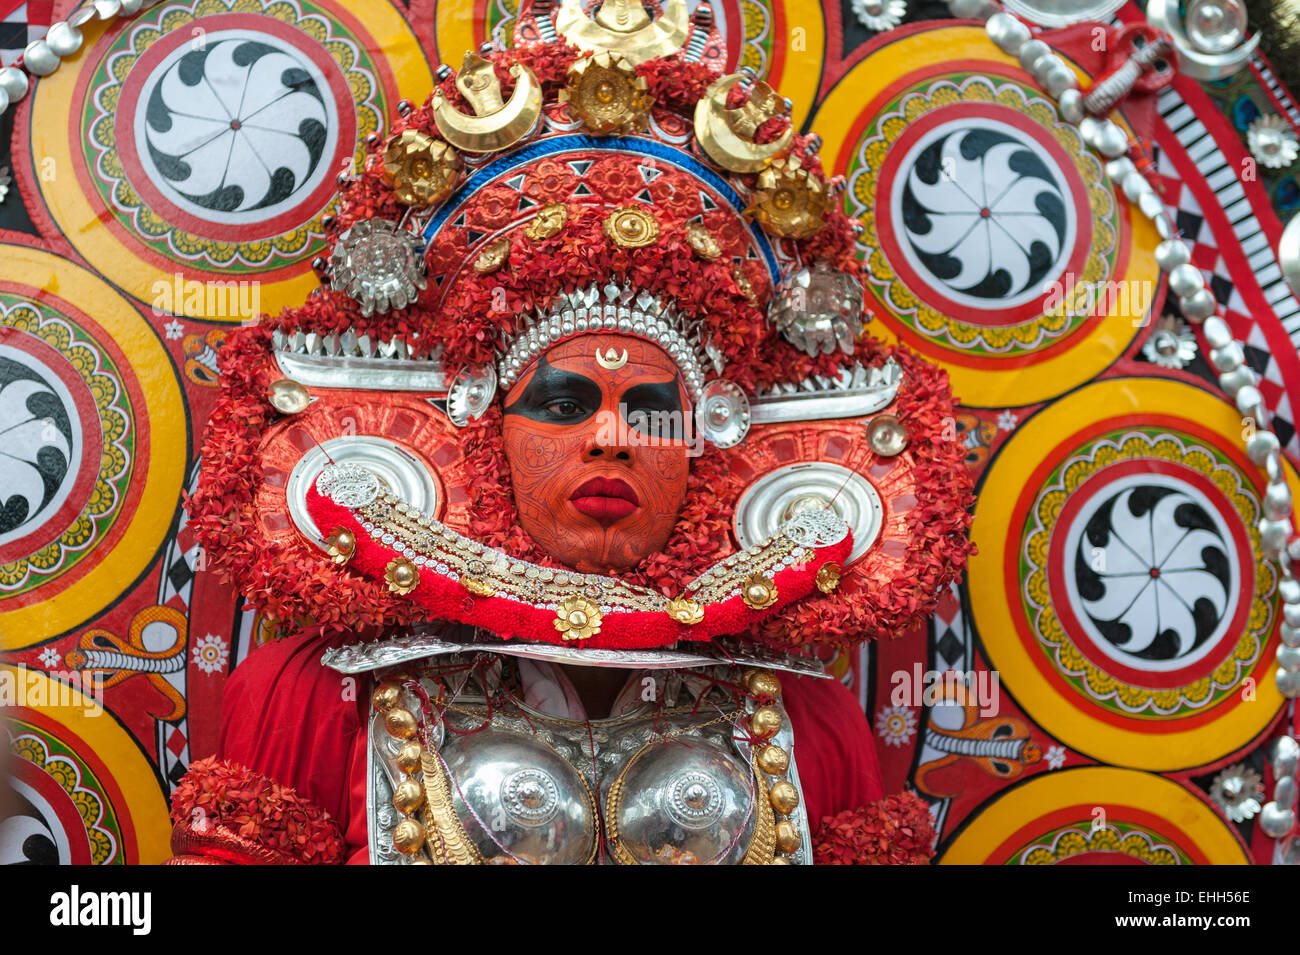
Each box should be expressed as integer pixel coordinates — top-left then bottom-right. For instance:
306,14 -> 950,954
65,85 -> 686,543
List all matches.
217,632 -> 366,833
780,674 -> 884,829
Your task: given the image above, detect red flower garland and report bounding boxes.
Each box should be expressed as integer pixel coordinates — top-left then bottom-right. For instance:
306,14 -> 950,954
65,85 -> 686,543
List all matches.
170,757 -> 345,865
813,793 -> 936,865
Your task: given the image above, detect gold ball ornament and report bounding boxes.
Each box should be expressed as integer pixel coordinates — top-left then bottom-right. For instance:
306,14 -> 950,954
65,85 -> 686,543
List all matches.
385,557 -> 420,595
774,820 -> 802,854
747,670 -> 782,700
741,574 -> 778,611
382,130 -> 461,206
756,744 -> 790,775
815,561 -> 842,595
325,527 -> 356,565
769,781 -> 800,814
750,705 -> 783,739
769,855 -> 793,865
384,707 -> 418,740
371,681 -> 402,712
392,818 -> 426,855
603,206 -> 660,249
392,778 -> 425,814
395,741 -> 424,775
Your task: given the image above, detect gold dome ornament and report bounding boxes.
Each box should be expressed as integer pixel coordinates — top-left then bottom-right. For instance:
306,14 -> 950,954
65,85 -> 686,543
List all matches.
473,238 -> 510,274
385,557 -> 421,595
745,155 -> 830,239
560,52 -> 652,134
267,378 -> 310,414
694,73 -> 795,173
554,596 -> 603,641
382,130 -> 461,206
666,595 -> 705,625
371,680 -> 402,711
392,778 -> 424,814
685,221 -> 721,261
324,527 -> 356,565
523,202 -> 568,241
741,573 -> 778,610
432,53 -> 543,153
603,206 -> 660,248
554,0 -> 689,66
392,818 -> 426,855
769,780 -> 800,814
815,561 -> 842,594
747,670 -> 782,701
384,707 -> 418,740
774,820 -> 802,854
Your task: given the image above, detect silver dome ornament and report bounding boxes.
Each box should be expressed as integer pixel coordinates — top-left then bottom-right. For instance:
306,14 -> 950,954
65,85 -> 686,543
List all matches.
1272,736 -> 1300,779
1209,763 -> 1264,822
851,0 -> 907,32
1258,801 -> 1296,838
1247,115 -> 1299,171
1276,667 -> 1300,698
315,461 -> 382,510
1142,315 -> 1197,369
1184,0 -> 1247,54
694,379 -> 751,448
329,218 -> 427,316
1057,88 -> 1085,124
986,12 -> 1031,56
1146,0 -> 1257,80
768,263 -> 866,357
866,413 -> 910,457
1179,288 -> 1217,322
446,365 -> 498,427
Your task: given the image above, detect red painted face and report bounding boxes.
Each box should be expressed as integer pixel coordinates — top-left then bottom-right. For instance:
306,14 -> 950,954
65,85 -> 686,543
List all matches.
502,334 -> 692,573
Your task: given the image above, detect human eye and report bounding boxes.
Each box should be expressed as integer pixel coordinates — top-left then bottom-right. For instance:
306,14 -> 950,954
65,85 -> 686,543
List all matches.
543,397 -> 586,419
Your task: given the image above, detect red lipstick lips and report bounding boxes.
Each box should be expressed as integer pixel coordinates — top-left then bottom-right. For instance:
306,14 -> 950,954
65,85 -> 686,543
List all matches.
570,477 -> 640,525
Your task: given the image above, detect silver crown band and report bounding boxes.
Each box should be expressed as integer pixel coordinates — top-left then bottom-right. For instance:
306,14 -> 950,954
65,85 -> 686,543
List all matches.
496,283 -> 717,405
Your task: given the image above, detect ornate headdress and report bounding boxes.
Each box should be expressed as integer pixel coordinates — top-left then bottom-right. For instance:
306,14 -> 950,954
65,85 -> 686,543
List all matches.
188,0 -> 975,652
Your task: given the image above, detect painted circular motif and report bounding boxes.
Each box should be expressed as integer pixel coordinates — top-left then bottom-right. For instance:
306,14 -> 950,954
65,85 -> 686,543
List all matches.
25,0 -> 432,319
940,767 -> 1249,864
2,668 -> 172,864
969,378 -> 1296,770
0,244 -> 185,643
813,26 -> 1159,405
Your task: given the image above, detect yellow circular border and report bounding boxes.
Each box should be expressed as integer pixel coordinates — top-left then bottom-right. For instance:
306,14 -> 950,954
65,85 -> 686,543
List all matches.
810,25 -> 1159,407
0,244 -> 186,642
6,666 -> 172,864
28,0 -> 433,321
940,767 -> 1249,864
969,377 -> 1299,771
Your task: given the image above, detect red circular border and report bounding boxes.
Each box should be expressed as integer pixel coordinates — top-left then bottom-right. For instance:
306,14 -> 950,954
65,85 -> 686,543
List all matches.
1044,457 -> 1255,691
875,100 -> 1093,327
112,12 -> 356,244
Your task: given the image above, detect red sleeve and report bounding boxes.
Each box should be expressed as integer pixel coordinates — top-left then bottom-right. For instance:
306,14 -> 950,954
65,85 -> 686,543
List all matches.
780,674 -> 884,829
217,632 -> 370,862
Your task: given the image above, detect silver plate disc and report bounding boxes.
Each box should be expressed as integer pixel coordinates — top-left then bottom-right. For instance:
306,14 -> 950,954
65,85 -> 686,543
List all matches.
288,436 -> 441,546
733,462 -> 883,565
1000,0 -> 1126,27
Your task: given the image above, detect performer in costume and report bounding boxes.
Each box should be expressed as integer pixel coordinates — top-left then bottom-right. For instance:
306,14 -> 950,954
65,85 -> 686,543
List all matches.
172,0 -> 974,865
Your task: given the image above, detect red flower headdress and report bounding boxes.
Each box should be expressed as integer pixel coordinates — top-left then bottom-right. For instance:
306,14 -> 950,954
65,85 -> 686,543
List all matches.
187,1 -> 975,650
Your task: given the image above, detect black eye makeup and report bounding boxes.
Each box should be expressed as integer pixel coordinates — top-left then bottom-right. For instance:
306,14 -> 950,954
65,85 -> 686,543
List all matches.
504,355 -> 602,423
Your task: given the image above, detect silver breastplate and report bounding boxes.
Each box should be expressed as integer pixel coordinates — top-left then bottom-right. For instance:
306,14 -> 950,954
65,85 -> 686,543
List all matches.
365,658 -> 813,865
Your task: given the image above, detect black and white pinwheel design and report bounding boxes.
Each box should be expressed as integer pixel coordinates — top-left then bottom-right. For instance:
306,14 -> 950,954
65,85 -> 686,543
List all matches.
0,364 -> 73,538
144,38 -> 328,214
901,127 -> 1069,303
1073,485 -> 1232,663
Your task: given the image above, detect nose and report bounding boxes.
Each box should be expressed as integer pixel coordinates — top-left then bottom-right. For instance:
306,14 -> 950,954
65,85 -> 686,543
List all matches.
585,409 -> 633,462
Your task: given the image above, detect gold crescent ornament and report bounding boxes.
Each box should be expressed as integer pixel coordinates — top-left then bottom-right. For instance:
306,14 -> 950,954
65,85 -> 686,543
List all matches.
694,74 -> 795,173
596,346 -> 629,370
432,53 -> 543,153
554,0 -> 689,66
